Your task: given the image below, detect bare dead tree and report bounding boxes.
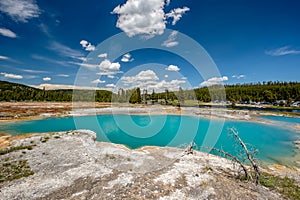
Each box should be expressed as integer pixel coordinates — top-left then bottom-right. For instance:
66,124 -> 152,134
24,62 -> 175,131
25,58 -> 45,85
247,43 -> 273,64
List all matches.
228,128 -> 260,184
211,147 -> 251,180
195,128 -> 260,184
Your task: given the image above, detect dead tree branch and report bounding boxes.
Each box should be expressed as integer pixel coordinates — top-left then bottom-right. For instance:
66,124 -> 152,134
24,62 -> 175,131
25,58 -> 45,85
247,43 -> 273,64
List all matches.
229,128 -> 260,184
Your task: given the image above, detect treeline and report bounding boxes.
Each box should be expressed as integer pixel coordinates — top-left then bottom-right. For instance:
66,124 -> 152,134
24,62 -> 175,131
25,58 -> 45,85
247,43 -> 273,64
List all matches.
0,81 -> 112,102
194,81 -> 300,103
1,80 -> 300,104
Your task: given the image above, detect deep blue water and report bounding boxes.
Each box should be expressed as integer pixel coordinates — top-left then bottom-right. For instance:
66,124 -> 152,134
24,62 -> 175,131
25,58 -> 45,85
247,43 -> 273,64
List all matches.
0,114 -> 299,164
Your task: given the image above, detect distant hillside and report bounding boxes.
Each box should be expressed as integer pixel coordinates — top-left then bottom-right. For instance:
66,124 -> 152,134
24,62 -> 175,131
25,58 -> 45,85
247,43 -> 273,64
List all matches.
0,80 -> 40,92
0,81 -> 112,102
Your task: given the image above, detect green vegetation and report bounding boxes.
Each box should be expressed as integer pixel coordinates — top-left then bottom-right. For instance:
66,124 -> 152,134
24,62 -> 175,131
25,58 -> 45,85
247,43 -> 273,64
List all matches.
40,136 -> 50,143
0,80 -> 112,102
114,81 -> 300,106
194,81 -> 300,103
0,145 -> 34,155
105,154 -> 116,159
1,80 -> 300,106
260,172 -> 300,200
0,159 -> 34,183
0,145 -> 35,183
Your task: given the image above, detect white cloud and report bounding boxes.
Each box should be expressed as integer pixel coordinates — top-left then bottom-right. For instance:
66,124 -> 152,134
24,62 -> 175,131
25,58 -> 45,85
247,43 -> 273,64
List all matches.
154,79 -> 186,91
112,0 -> 189,37
80,40 -> 96,51
91,79 -> 105,84
32,54 -> 71,67
0,28 -> 17,38
121,70 -> 159,84
57,74 -> 69,77
162,31 -> 179,47
39,23 -> 51,37
265,46 -> 300,56
0,55 -> 9,60
119,70 -> 185,92
106,83 -> 116,88
97,71 -> 123,76
107,75 -> 115,79
166,7 -> 190,25
232,74 -> 246,79
43,77 -> 51,81
0,0 -> 40,22
77,57 -> 88,62
23,69 -> 49,74
70,62 -> 99,70
121,53 -> 133,62
98,53 -> 108,58
80,40 -> 88,47
200,76 -> 228,87
34,84 -> 110,91
165,64 -> 180,71
50,41 -> 84,59
99,59 -> 121,71
1,72 -> 23,79
164,74 -> 169,78
112,0 -> 166,37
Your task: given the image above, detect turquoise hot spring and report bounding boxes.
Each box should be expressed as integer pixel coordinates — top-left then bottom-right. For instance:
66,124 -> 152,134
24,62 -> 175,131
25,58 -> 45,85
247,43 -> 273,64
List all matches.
0,114 -> 299,166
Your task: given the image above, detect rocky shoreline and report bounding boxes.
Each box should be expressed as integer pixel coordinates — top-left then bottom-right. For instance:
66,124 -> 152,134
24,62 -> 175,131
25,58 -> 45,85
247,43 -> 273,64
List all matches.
0,130 -> 299,199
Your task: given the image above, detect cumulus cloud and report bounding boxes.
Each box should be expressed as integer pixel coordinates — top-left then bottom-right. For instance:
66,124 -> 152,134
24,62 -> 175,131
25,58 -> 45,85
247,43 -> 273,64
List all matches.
112,0 -> 166,37
99,59 -> 121,71
200,76 -> 228,87
107,75 -> 115,79
119,70 -> 185,92
165,64 -> 180,71
121,70 -> 159,84
0,28 -> 17,38
1,72 -> 23,79
43,77 -> 51,81
164,74 -> 169,78
232,74 -> 246,79
265,46 -> 300,56
80,40 -> 96,51
121,53 -> 133,62
166,7 -> 190,25
98,53 -> 108,58
91,79 -> 105,84
154,79 -> 186,91
112,0 -> 190,37
0,0 -> 40,22
162,31 -> 179,47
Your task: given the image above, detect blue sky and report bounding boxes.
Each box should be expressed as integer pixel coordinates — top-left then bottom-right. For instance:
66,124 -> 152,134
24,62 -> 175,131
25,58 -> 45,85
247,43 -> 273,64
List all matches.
0,0 -> 300,91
